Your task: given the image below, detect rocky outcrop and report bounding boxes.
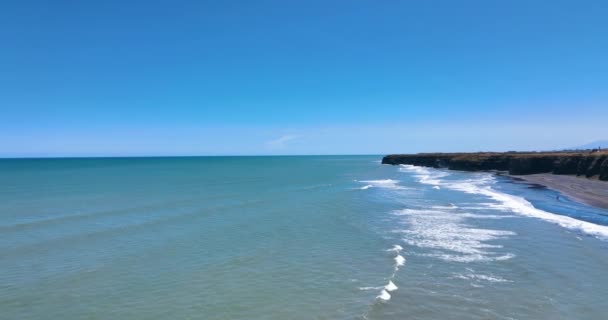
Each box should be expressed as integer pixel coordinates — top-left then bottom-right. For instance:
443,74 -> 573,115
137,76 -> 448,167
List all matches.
382,152 -> 608,181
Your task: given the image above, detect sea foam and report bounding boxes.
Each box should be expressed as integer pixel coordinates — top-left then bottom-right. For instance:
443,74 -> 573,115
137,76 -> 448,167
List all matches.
451,268 -> 512,283
386,244 -> 403,253
395,255 -> 406,267
393,208 -> 515,263
385,280 -> 398,291
399,165 -> 449,186
360,179 -> 407,190
443,176 -> 608,240
401,165 -> 608,240
377,289 -> 391,301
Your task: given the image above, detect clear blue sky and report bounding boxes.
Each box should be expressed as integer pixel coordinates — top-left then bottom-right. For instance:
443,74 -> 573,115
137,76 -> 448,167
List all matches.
1,0 -> 607,156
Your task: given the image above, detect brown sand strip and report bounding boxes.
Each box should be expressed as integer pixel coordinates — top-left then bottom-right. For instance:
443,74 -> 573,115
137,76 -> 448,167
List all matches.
508,174 -> 608,209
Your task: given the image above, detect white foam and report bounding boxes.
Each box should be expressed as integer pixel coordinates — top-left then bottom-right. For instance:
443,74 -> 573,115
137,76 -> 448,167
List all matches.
399,164 -> 449,186
359,286 -> 384,290
443,175 -> 608,240
377,289 -> 391,301
433,186 -> 441,190
393,208 -> 516,262
401,165 -> 608,240
386,245 -> 403,253
424,252 -> 515,263
359,179 -> 407,190
431,204 -> 458,210
370,246 -> 404,303
451,270 -> 511,283
362,280 -> 398,302
360,185 -> 373,190
395,255 -> 406,267
459,213 -> 516,219
385,280 -> 398,291
459,204 -> 512,211
473,274 -> 510,282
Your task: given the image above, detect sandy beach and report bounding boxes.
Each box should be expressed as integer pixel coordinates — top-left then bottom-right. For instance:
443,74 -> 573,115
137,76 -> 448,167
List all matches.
508,174 -> 608,209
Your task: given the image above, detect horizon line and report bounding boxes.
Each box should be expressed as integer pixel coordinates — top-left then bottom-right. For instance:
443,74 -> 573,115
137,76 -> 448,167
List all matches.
0,153 -> 385,160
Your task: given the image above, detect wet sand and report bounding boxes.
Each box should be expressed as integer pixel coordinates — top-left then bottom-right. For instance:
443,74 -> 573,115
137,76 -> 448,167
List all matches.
508,174 -> 608,209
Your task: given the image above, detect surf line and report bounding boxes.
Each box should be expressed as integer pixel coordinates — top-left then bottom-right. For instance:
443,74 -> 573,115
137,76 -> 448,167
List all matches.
376,244 -> 405,301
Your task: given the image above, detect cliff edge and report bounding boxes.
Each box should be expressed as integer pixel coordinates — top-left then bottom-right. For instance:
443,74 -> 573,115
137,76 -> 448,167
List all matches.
382,152 -> 608,181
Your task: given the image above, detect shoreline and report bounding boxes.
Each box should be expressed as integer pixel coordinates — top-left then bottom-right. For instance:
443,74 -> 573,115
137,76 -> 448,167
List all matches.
382,151 -> 608,209
382,152 -> 608,180
501,173 -> 608,209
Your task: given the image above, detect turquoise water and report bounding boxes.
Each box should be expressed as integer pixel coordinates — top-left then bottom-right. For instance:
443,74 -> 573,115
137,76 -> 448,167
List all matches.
2,156 -> 608,319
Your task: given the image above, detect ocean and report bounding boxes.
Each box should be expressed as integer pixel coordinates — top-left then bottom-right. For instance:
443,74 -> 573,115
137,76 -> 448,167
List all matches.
1,156 -> 608,319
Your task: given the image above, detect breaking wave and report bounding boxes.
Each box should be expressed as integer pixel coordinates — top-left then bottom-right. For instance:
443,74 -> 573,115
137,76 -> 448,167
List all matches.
358,179 -> 408,190
393,208 -> 516,263
400,165 -> 608,240
399,165 -> 449,186
368,245 -> 406,302
451,268 -> 512,283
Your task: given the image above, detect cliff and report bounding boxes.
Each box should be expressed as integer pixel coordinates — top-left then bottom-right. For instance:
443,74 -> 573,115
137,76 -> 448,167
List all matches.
382,152 -> 608,181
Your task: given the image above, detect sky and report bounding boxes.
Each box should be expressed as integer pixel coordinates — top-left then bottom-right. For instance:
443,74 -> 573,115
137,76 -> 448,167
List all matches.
1,0 -> 607,157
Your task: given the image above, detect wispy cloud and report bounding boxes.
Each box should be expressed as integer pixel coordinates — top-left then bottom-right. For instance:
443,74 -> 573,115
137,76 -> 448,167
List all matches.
265,135 -> 301,149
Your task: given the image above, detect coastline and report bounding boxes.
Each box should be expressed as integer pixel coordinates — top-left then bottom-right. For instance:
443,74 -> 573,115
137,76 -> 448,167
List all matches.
503,173 -> 608,209
382,151 -> 608,209
382,152 -> 608,180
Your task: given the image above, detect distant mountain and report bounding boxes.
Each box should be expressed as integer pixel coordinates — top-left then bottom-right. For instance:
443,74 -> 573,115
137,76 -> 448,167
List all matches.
567,140 -> 608,150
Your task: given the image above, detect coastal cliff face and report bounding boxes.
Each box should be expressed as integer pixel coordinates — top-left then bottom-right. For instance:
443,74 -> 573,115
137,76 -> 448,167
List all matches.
382,152 -> 608,181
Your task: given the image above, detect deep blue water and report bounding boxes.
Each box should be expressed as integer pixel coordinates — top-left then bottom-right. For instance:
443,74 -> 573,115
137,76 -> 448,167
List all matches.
1,156 -> 607,319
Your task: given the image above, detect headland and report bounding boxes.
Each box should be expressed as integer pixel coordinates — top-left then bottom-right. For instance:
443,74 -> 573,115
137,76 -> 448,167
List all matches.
382,151 -> 608,208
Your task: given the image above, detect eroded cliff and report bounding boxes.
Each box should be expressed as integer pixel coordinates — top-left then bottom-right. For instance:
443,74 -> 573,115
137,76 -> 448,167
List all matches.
382,152 -> 608,181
